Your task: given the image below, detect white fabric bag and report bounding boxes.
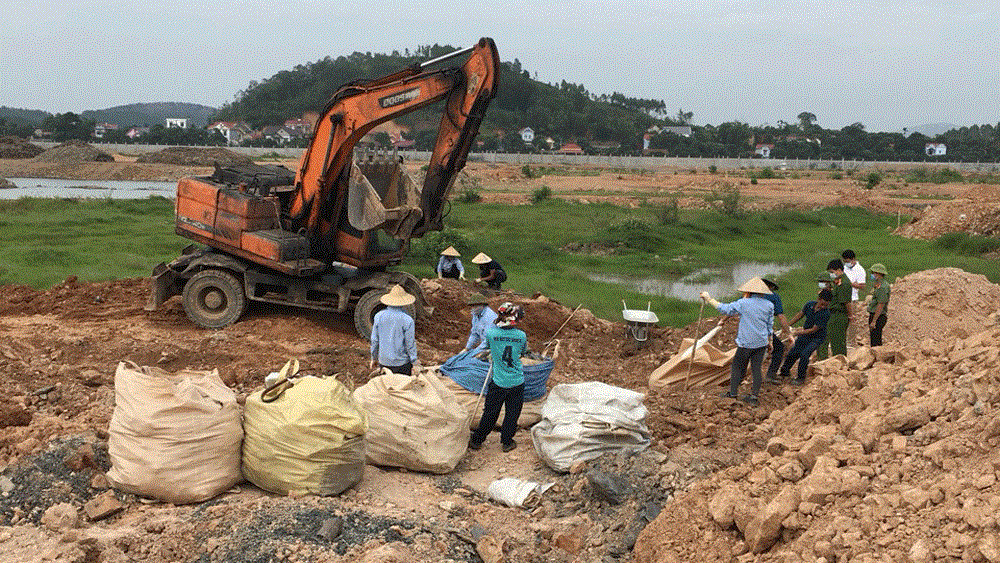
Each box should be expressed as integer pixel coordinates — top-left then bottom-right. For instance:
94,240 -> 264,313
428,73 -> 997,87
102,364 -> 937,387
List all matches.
530,382 -> 651,472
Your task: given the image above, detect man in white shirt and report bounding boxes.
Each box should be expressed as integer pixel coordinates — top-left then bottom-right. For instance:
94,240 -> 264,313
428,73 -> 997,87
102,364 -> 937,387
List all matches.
841,249 -> 866,345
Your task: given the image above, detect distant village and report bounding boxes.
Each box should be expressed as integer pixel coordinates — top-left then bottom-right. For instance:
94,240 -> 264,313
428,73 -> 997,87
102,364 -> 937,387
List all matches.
34,116 -> 948,158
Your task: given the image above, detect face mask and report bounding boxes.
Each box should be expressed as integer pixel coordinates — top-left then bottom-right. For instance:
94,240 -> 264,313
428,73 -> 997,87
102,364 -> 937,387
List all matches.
870,273 -> 876,280
817,282 -> 826,289
829,272 -> 837,279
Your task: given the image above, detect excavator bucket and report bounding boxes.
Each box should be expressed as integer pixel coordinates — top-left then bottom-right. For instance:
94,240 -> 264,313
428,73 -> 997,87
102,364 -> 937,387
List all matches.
347,152 -> 423,240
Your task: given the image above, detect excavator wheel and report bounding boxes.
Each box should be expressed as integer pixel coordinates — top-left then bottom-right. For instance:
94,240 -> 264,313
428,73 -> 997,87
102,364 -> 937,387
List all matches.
353,288 -> 415,340
182,269 -> 246,329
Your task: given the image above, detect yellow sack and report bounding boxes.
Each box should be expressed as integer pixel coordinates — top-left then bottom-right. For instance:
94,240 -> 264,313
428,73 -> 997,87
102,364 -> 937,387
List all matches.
353,371 -> 469,474
107,361 -> 243,504
242,376 -> 366,496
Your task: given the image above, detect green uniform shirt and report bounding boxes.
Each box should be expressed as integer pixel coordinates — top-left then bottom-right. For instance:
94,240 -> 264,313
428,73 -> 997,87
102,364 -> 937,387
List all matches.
830,274 -> 852,314
485,324 -> 527,388
867,282 -> 890,315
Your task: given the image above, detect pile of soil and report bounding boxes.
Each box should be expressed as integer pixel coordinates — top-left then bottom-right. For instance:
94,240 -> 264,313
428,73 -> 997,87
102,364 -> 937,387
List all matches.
886,267 -> 1000,348
894,185 -> 1000,239
0,136 -> 44,159
32,141 -> 114,163
635,310 -> 1000,562
135,147 -> 251,167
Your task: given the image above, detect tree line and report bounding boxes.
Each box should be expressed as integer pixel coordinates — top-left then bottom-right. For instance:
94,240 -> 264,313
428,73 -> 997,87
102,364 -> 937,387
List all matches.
4,45 -> 999,161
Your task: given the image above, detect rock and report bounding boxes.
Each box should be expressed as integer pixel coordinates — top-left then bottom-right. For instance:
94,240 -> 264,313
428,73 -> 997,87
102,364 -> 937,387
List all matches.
0,475 -> 13,494
776,460 -> 805,482
84,490 -> 124,521
795,433 -> 833,470
0,403 -> 32,428
745,484 -> 799,554
979,535 -> 1000,563
586,469 -> 629,505
317,517 -> 343,540
553,530 -> 584,554
708,483 -> 741,528
569,460 -> 587,474
847,346 -> 875,370
798,467 -> 842,505
733,498 -> 760,535
90,473 -> 109,490
766,436 -> 791,456
422,280 -> 442,293
848,411 -> 883,452
901,487 -> 931,510
909,538 -> 932,563
41,503 -> 80,531
884,404 -> 930,433
64,444 -> 97,472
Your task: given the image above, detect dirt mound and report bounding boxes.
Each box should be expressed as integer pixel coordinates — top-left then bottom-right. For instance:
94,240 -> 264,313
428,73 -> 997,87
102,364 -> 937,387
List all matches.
636,310 -> 1000,562
887,267 -> 1000,348
32,141 -> 114,163
894,185 -> 1000,239
135,146 -> 252,166
0,136 -> 44,159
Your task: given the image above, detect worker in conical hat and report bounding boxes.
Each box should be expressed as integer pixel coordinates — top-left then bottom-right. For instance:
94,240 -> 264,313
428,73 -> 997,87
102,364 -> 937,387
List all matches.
700,277 -> 774,406
471,252 -> 507,290
370,285 -> 419,375
437,246 -> 465,280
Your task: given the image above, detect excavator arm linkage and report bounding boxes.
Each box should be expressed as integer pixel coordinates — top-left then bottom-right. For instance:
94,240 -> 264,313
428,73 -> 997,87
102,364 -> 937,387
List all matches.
290,38 -> 499,242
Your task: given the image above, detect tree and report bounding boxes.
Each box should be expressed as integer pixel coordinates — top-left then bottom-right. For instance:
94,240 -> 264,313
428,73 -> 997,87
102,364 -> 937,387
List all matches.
675,109 -> 694,125
797,112 -> 817,131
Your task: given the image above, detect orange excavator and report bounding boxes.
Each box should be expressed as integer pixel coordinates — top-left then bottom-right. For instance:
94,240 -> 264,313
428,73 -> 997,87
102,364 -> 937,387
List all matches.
147,38 -> 499,337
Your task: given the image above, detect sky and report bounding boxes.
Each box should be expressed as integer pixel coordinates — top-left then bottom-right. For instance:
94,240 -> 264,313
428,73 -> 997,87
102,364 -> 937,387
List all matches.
1,0 -> 995,133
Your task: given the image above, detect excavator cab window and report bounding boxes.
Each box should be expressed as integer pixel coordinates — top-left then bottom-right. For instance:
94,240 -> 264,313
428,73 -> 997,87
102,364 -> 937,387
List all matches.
371,228 -> 404,255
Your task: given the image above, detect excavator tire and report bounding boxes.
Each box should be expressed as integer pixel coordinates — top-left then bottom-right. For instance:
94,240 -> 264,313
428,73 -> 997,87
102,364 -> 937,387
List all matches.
353,288 -> 415,340
182,269 -> 246,329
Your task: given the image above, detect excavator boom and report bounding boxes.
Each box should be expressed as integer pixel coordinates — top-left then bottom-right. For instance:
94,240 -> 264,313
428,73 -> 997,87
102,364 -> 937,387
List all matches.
290,38 -> 499,245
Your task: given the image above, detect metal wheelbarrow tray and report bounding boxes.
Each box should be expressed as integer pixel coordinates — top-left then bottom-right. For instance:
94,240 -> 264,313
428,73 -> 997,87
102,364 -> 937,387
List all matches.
622,300 -> 659,344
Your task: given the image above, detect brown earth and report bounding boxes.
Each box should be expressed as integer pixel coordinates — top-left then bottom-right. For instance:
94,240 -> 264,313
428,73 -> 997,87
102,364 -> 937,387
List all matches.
2,270 -> 1000,563
0,136 -> 44,159
31,141 -> 114,163
894,185 -> 1000,239
134,146 -> 252,167
1,156 -> 999,562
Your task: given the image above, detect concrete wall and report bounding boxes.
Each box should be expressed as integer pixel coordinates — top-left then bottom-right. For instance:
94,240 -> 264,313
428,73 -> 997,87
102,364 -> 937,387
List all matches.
36,142 -> 1000,172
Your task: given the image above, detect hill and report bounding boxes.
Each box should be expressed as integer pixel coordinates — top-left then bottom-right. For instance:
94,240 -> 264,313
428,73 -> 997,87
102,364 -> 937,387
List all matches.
214,45 -> 665,151
80,102 -> 217,128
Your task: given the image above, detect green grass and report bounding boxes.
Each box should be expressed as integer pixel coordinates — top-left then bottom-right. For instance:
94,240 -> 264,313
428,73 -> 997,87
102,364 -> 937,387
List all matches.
1,197 -> 997,329
405,200 -> 999,325
0,197 -> 185,287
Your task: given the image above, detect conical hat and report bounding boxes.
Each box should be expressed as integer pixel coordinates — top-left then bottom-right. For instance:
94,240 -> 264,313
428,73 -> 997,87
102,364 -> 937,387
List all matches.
380,284 -> 415,306
737,277 -> 772,294
471,252 -> 491,264
441,246 -> 460,257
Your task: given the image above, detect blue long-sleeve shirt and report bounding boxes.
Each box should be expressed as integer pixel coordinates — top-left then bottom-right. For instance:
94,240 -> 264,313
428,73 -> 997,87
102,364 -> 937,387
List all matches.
370,306 -> 417,367
716,295 -> 774,349
436,256 -> 464,277
465,306 -> 498,351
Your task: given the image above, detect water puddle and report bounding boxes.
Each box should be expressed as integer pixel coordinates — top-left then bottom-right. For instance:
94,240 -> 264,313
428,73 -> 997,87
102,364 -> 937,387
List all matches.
590,261 -> 802,301
0,178 -> 177,199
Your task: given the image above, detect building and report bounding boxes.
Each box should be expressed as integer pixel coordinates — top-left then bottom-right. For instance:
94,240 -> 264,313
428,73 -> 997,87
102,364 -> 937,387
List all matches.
555,142 -> 584,155
93,123 -> 118,139
126,127 -> 149,139
165,118 -> 188,129
519,127 -> 534,143
925,143 -> 947,156
754,143 -> 775,158
207,121 -> 252,145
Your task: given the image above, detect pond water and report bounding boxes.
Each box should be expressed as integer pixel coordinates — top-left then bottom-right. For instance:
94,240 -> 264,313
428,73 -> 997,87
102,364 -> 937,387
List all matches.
590,261 -> 802,302
0,178 -> 177,199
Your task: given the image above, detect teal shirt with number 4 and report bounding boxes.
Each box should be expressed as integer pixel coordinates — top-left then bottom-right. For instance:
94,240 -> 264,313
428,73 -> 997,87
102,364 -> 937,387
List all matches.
485,324 -> 527,388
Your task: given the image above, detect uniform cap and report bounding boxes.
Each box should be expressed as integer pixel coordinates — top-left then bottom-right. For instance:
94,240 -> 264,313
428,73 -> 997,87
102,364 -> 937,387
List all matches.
870,263 -> 887,275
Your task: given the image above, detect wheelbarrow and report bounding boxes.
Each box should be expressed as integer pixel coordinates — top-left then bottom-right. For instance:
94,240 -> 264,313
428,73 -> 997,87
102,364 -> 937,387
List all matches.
622,300 -> 659,347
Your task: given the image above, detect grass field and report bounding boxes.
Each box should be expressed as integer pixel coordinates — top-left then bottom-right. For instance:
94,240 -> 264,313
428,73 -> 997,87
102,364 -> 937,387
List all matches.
1,197 -> 996,326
